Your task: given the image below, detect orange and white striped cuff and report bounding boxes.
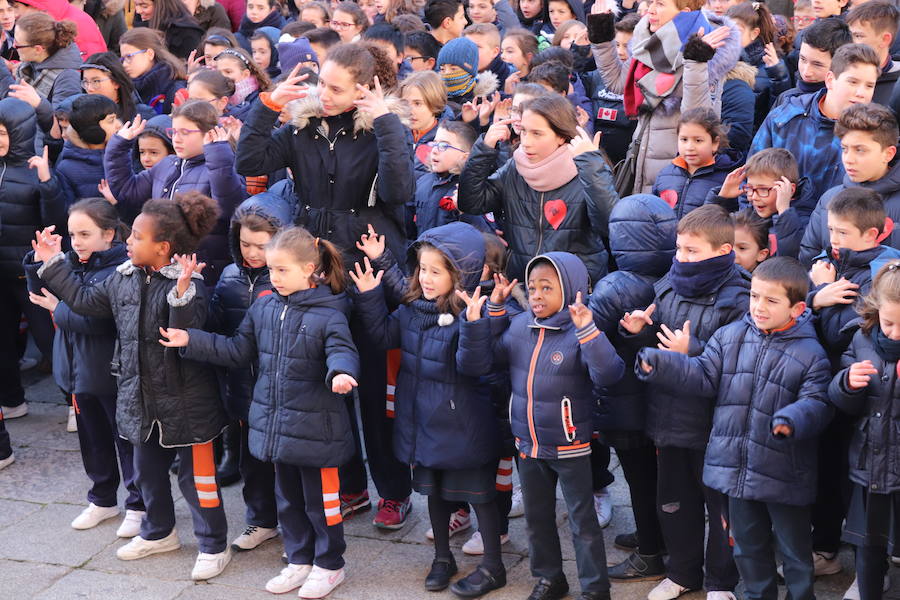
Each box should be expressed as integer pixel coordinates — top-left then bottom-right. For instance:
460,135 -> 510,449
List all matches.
192,442 -> 220,508
321,467 -> 342,526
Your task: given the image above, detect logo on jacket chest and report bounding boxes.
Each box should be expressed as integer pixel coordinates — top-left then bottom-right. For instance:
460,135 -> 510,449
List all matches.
550,350 -> 565,365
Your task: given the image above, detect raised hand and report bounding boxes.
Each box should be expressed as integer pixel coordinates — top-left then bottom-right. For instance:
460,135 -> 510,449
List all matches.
657,320 -> 690,354
28,287 -> 59,312
158,327 -> 190,347
220,115 -> 243,143
490,273 -> 518,305
117,114 -> 146,141
356,224 -> 385,260
98,178 -> 117,205
348,257 -> 384,293
186,49 -> 205,72
810,260 -> 837,286
27,145 -> 51,183
455,286 -> 487,322
354,75 -> 389,119
203,125 -> 230,145
479,92 -> 501,126
332,373 -> 359,394
173,253 -> 206,298
812,278 -> 859,309
848,359 -> 879,390
461,97 -> 480,124
9,79 -> 41,109
620,303 -> 655,334
762,42 -> 780,67
568,126 -> 602,156
720,165 -> 746,199
269,64 -> 310,106
701,25 -> 731,49
484,118 -> 513,148
568,291 -> 593,329
31,225 -> 62,263
493,96 -> 513,121
504,70 -> 522,95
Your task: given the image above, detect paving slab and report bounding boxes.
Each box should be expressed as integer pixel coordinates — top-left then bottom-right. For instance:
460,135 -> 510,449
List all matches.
34,569 -> 190,600
0,558 -> 71,598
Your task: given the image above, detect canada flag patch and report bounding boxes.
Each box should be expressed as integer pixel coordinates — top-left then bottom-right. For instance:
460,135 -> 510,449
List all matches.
597,107 -> 618,121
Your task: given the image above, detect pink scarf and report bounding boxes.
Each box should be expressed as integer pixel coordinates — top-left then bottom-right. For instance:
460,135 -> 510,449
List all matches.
513,145 -> 578,192
230,76 -> 259,106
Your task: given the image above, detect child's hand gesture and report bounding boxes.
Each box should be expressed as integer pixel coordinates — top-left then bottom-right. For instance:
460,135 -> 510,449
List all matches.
98,179 -> 117,205
332,373 -> 359,394
461,97 -> 480,124
28,287 -> 58,312
456,286 -> 487,322
493,96 -> 513,121
186,49 -> 205,72
762,42 -> 780,67
812,278 -> 859,309
504,71 -> 522,95
699,25 -> 731,49
158,327 -> 190,347
348,257 -> 384,293
568,291 -> 593,329
117,114 -> 146,140
480,92 -> 501,126
31,225 -> 62,263
719,166 -> 746,199
270,64 -> 310,106
848,359 -> 879,390
620,303 -> 655,334
173,253 -> 205,298
27,145 -> 51,183
203,126 -> 230,145
484,118 -> 513,148
568,126 -> 601,157
356,224 -> 385,260
657,320 -> 690,354
220,116 -> 243,143
354,75 -> 389,119
490,273 -> 518,305
810,260 -> 837,286
773,176 -> 793,214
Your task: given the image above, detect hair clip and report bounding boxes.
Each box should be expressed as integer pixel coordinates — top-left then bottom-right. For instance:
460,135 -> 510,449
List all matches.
888,262 -> 900,271
752,2 -> 760,9
215,48 -> 251,68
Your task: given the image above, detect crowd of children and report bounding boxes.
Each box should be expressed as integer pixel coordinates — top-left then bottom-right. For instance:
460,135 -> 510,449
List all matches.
5,0 -> 900,598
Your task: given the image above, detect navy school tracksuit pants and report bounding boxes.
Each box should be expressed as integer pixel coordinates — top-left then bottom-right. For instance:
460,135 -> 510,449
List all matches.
238,419 -> 278,529
133,425 -> 228,553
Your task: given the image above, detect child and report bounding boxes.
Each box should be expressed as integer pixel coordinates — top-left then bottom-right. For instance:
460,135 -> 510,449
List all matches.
829,260 -> 900,600
465,23 -> 516,95
846,1 -> 900,108
214,47 -> 272,121
652,108 -> 740,219
399,70 -> 448,175
713,147 -> 811,259
811,0 -> 847,21
500,29 -> 539,94
136,115 -> 174,172
461,250 -> 624,600
250,29 -> 281,79
331,1 -> 369,43
31,192 -> 230,581
351,222 -> 507,597
732,209 -> 770,273
801,103 -> 900,266
424,0 -> 467,46
544,0 -> 584,43
119,28 -> 187,115
206,192 -> 291,554
104,100 -> 246,286
187,68 -> 237,117
775,16 -> 851,107
436,37 -> 499,108
637,257 -> 833,600
589,194 -> 676,582
300,0 -> 331,26
236,0 -> 286,51
750,43 -> 880,205
404,30 -> 441,71
619,204 -> 748,600
161,226 -> 358,599
24,198 -> 145,538
516,0 -> 545,33
792,0 -> 816,33
467,0 -> 519,36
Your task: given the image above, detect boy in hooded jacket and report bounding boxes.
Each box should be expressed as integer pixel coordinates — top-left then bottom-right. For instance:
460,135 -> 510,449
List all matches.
461,251 -> 625,600
637,257 -> 833,600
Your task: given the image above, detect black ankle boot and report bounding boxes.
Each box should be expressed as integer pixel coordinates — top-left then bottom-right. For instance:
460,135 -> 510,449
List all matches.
216,423 -> 241,487
527,577 -> 569,600
425,556 -> 458,591
450,565 -> 506,598
608,551 -> 666,581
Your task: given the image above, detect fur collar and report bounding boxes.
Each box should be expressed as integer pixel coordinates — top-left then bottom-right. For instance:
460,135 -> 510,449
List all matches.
472,70 -> 499,98
725,61 -> 758,87
116,259 -> 205,281
288,90 -> 411,134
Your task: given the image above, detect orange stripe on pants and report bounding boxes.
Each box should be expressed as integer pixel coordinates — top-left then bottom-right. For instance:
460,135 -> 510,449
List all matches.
72,394 -> 80,415
385,348 -> 401,418
321,467 -> 342,526
192,442 -> 220,508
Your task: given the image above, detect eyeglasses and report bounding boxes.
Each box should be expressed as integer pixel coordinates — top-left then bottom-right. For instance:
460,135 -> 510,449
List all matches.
406,55 -> 429,62
120,48 -> 149,64
427,141 -> 465,153
13,41 -> 37,49
792,15 -> 815,26
81,77 -> 111,90
743,185 -> 774,198
330,20 -> 355,29
165,127 -> 203,138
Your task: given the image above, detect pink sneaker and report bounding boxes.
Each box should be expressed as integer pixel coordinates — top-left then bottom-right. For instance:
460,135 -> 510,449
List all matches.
373,497 -> 412,530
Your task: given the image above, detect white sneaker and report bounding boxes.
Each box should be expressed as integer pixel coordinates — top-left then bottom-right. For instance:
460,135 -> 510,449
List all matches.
594,488 -> 613,528
71,502 -> 119,530
298,565 -> 345,599
425,508 -> 471,541
67,406 -> 77,432
116,510 -> 144,538
191,549 -> 231,580
0,453 -> 14,471
508,486 -> 524,518
813,551 -> 842,576
707,592 -> 736,600
461,530 -> 511,555
648,578 -> 691,600
231,524 -> 279,551
844,576 -> 860,600
1,403 -> 27,419
116,529 -> 181,560
266,563 -> 313,593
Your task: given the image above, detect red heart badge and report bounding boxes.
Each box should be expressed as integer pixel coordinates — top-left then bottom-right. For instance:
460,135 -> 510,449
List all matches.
877,217 -> 894,243
659,189 -> 678,209
655,72 -> 676,95
415,143 -> 432,167
768,233 -> 778,256
544,199 -> 567,230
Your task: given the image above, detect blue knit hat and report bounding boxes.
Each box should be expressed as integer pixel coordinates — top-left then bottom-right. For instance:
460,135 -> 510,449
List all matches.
277,37 -> 319,74
436,37 -> 479,78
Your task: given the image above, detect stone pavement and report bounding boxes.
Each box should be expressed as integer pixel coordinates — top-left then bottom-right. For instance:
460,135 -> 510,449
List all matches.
0,371 -> 884,599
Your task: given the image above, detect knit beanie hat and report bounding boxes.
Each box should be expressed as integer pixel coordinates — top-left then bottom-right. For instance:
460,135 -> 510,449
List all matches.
437,37 -> 479,98
69,95 -> 118,145
278,37 -> 319,74
140,114 -> 174,153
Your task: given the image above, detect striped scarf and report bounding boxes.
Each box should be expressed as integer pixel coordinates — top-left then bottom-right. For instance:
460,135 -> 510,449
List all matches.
441,65 -> 475,98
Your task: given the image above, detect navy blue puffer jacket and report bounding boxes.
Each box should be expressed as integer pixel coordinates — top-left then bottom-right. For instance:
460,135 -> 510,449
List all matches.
589,195 -> 676,432
638,309 -> 833,505
354,222 -> 502,470
183,286 -> 359,468
207,192 -> 293,419
464,252 -> 625,460
55,143 -> 104,210
651,149 -> 742,220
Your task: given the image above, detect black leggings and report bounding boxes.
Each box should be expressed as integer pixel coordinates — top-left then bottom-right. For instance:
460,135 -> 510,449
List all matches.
428,496 -> 503,574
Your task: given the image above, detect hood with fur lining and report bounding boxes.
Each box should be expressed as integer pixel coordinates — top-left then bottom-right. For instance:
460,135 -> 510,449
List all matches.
288,90 -> 411,134
725,61 -> 758,87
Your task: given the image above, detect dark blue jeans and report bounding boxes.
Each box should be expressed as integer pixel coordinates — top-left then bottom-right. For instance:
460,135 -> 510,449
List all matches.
729,497 -> 814,600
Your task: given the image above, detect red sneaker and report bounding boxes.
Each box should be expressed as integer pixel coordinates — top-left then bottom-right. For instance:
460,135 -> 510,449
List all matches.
373,497 -> 412,530
339,491 -> 371,519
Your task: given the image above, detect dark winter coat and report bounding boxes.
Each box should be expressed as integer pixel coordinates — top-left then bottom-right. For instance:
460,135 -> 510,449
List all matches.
235,92 -> 415,266
235,10 -> 286,51
830,326 -> 900,494
414,171 -> 493,236
458,140 -> 616,283
132,15 -> 203,60
590,194 -> 677,433
104,134 -> 247,286
183,285 -> 359,468
14,43 -> 83,111
131,62 -> 186,115
353,222 -> 502,470
55,143 -> 104,210
23,243 -> 126,396
875,60 -> 900,115
207,192 -> 293,420
37,254 -> 227,446
638,310 -> 833,505
740,39 -> 791,128
800,160 -> 900,268
651,150 -> 741,219
225,88 -> 260,123
465,251 -> 625,460
773,77 -> 825,109
590,70 -> 636,165
721,66 -> 756,157
621,262 -> 751,449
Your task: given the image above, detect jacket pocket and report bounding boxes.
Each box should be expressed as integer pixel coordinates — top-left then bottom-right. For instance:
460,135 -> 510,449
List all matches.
561,396 -> 576,443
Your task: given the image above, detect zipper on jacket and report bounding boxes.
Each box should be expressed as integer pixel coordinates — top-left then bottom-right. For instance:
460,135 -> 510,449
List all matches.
325,127 -> 345,152
536,193 -> 545,254
737,335 -> 770,497
266,304 -> 288,459
168,161 -> 188,200
525,329 -> 545,458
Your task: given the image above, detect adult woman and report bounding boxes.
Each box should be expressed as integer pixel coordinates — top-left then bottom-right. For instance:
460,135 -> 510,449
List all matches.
132,0 -> 204,59
13,13 -> 82,110
14,0 -> 106,57
330,1 -> 368,43
81,52 -> 155,122
119,28 -> 187,114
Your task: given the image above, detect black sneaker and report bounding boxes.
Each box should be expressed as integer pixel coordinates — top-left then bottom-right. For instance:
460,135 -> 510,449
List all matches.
614,531 -> 638,551
527,577 -> 569,600
608,552 -> 666,582
425,557 -> 457,591
450,565 -> 506,598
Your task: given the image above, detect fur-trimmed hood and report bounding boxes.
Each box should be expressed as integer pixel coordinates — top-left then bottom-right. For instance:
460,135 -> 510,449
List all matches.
473,69 -> 499,97
725,61 -> 758,87
288,90 -> 411,134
